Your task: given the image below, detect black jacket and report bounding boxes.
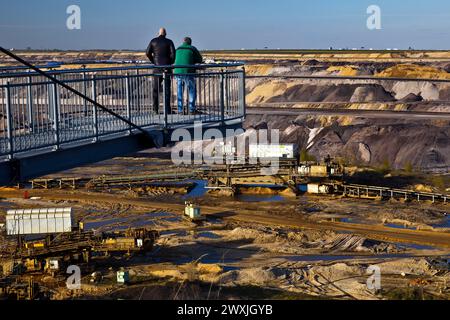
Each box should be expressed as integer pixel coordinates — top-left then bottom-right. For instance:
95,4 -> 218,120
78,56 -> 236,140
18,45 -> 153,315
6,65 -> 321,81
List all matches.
146,35 -> 176,66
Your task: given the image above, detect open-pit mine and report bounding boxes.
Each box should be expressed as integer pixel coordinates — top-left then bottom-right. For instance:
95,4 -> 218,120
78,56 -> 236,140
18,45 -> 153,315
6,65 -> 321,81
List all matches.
0,50 -> 449,301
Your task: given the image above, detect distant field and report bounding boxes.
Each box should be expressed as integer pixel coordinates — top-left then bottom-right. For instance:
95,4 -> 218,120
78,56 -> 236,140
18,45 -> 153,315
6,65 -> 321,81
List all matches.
2,49 -> 450,69
202,49 -> 450,63
9,49 -> 450,54
204,49 -> 450,54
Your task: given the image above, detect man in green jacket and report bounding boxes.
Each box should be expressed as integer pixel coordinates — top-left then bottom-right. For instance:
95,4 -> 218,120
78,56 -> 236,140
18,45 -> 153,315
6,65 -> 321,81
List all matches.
174,37 -> 203,114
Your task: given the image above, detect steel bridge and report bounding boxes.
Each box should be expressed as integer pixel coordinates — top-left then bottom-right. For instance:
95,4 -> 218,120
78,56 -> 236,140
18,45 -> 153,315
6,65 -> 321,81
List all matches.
0,57 -> 246,184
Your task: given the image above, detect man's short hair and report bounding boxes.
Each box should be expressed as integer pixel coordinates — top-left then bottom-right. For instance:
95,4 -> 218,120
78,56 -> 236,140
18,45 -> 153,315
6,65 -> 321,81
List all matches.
159,28 -> 167,36
184,37 -> 192,45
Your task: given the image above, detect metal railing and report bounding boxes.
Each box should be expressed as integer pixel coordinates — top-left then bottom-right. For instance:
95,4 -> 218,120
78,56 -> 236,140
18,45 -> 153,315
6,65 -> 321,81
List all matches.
0,63 -> 246,160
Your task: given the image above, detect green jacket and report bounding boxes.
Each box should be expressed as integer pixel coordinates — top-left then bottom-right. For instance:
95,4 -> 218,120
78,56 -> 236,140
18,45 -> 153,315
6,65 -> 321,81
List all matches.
174,43 -> 203,75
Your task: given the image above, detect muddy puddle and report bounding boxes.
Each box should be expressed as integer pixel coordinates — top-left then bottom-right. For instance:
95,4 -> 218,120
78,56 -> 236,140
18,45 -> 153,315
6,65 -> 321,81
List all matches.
184,181 -> 288,202
183,180 -> 208,199
383,223 -> 417,230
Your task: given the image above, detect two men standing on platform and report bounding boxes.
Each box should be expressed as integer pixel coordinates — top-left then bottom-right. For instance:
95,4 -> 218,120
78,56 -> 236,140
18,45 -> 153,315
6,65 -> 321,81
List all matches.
146,28 -> 203,115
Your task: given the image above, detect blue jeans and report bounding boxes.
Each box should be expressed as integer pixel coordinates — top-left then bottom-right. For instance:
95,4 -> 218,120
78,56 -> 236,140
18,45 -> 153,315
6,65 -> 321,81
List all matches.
176,75 -> 197,113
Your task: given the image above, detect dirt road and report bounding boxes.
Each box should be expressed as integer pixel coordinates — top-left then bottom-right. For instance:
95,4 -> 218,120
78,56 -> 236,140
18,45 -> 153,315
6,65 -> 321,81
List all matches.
247,107 -> 450,120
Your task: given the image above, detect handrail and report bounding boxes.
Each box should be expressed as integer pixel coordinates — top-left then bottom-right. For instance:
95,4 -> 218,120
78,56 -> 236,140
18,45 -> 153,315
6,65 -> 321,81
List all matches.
0,62 -> 245,79
0,69 -> 245,88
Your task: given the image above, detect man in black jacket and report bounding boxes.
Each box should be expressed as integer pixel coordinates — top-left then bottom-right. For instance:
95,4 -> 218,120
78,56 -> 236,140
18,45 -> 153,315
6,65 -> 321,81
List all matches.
146,28 -> 176,114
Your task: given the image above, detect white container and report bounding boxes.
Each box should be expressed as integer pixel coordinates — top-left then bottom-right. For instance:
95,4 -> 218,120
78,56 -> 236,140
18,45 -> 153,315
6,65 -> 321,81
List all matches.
307,184 -> 330,194
249,144 -> 297,159
48,259 -> 60,271
298,165 -> 311,175
6,208 -> 73,236
185,205 -> 201,220
117,271 -> 130,284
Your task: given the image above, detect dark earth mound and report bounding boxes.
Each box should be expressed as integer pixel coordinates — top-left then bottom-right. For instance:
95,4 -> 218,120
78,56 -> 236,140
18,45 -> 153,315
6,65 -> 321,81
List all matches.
244,114 -> 450,170
267,84 -> 395,103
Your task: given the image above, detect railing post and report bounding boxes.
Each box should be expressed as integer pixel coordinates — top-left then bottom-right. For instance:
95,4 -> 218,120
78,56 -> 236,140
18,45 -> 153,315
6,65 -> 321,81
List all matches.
136,69 -> 141,115
91,76 -> 99,142
224,70 -> 229,116
27,72 -> 33,132
48,83 -> 54,120
51,83 -> 60,150
241,67 -> 246,118
219,71 -> 225,125
5,83 -> 14,159
125,73 -> 132,135
162,70 -> 169,129
82,71 -> 88,116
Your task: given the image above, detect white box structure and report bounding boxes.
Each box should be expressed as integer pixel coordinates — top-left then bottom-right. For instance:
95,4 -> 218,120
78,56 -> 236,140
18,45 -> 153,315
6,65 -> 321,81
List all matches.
249,144 -> 297,159
307,184 -> 330,194
6,208 -> 73,236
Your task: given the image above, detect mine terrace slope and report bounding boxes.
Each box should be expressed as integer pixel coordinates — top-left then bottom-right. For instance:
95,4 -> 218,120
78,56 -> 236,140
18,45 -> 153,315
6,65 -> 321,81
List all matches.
2,50 -> 449,171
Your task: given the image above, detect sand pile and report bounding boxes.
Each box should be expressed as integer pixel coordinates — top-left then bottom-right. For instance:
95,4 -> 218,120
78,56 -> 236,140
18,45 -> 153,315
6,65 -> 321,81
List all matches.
224,227 -> 280,243
246,80 -> 295,104
350,85 -> 396,103
218,267 -> 276,285
245,64 -> 274,76
207,189 -> 235,197
218,262 -> 377,299
413,184 -> 434,193
391,81 -> 440,100
327,66 -> 359,76
148,262 -> 224,283
376,258 -> 437,276
237,186 -> 296,197
376,64 -> 450,80
307,263 -> 374,299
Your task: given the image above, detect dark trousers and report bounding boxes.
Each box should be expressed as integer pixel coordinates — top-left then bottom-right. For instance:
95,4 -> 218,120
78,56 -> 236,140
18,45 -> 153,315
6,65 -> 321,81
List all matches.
152,72 -> 172,114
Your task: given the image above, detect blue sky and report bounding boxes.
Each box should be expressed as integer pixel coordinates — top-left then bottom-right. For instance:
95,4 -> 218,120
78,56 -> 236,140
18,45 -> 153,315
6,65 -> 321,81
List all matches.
1,0 -> 450,50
